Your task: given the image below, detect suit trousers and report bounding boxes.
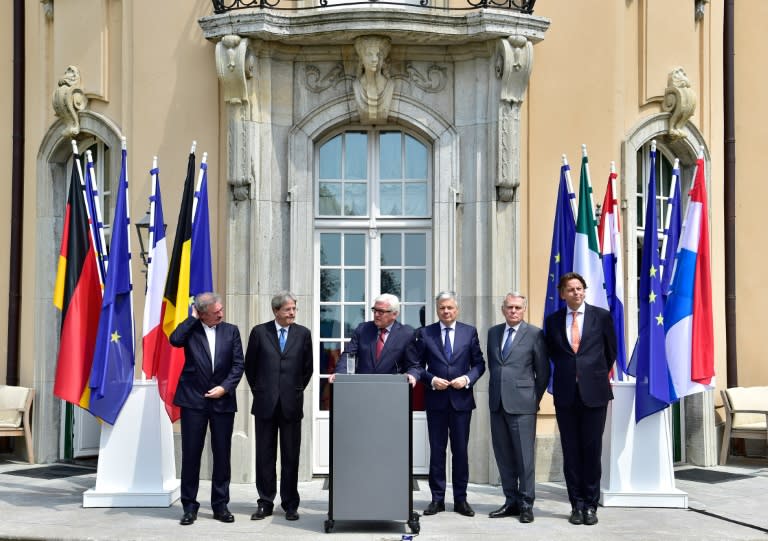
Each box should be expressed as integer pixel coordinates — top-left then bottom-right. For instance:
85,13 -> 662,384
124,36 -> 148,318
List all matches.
490,410 -> 537,507
426,408 -> 472,503
180,407 -> 235,514
254,400 -> 302,512
554,390 -> 607,511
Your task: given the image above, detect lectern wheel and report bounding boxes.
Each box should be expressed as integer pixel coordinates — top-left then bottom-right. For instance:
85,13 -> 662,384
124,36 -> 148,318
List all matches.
324,519 -> 334,533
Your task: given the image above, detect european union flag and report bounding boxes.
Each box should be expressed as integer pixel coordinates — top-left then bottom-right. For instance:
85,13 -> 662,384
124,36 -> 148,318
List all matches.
544,163 -> 576,392
190,160 -> 213,297
660,162 -> 681,299
89,146 -> 135,425
627,145 -> 677,422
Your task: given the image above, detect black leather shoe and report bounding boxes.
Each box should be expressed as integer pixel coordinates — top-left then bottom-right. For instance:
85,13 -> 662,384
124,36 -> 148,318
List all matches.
423,501 -> 445,515
213,509 -> 235,523
454,501 -> 475,517
285,509 -> 299,521
583,507 -> 598,525
251,504 -> 273,520
568,508 -> 583,525
488,503 -> 520,518
519,507 -> 534,523
179,511 -> 197,525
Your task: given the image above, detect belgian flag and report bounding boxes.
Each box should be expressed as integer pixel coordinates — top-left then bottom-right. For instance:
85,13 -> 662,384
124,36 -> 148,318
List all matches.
154,152 -> 196,422
53,155 -> 102,408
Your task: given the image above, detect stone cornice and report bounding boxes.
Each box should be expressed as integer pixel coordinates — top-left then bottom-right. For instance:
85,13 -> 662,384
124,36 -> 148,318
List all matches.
199,7 -> 550,46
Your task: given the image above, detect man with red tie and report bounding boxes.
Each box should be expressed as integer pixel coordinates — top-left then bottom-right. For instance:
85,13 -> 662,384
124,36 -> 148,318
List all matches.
330,293 -> 416,384
544,272 -> 617,526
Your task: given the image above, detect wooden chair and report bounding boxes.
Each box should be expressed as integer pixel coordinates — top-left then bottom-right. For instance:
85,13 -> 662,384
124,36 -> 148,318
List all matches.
0,385 -> 35,464
719,387 -> 768,465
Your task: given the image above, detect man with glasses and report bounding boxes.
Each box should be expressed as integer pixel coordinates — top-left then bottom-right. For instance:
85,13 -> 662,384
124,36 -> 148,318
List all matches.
487,292 -> 549,523
330,293 -> 416,385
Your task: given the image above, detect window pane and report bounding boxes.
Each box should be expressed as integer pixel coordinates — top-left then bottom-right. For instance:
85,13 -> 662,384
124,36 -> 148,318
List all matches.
344,305 -> 365,337
319,182 -> 341,215
380,183 -> 402,215
405,135 -> 427,179
381,269 -> 402,297
320,233 -> 341,265
380,132 -> 402,180
319,306 -> 340,338
345,132 -> 367,180
380,233 -> 401,265
402,304 -> 426,329
404,183 -> 427,216
404,233 -> 426,266
319,135 -> 342,179
344,234 -> 365,266
320,269 -> 341,302
319,341 -> 341,375
319,379 -> 331,411
344,269 -> 365,301
344,183 -> 367,216
404,269 -> 426,302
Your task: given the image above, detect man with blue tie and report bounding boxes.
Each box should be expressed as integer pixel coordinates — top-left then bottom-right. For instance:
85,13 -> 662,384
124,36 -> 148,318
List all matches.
407,291 -> 486,517
329,293 -> 416,384
245,291 -> 313,522
170,292 -> 244,526
487,292 -> 549,523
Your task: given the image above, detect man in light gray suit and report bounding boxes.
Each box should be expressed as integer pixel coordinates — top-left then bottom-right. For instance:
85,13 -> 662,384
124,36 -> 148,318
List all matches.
487,292 -> 550,523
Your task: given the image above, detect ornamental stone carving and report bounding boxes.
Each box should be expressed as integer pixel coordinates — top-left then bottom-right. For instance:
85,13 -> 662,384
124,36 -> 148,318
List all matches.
663,67 -> 696,140
353,35 -> 394,124
52,65 -> 88,137
215,35 -> 255,106
495,36 -> 533,202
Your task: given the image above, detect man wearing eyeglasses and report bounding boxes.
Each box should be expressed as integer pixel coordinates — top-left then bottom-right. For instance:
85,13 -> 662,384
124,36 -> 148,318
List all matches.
330,293 -> 416,385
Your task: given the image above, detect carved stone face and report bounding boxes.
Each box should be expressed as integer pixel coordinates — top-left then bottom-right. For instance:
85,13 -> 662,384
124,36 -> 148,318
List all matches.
355,36 -> 391,76
362,47 -> 382,73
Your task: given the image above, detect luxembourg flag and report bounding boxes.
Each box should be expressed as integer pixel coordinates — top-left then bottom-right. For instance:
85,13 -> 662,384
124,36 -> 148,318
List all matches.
663,155 -> 715,397
598,163 -> 627,378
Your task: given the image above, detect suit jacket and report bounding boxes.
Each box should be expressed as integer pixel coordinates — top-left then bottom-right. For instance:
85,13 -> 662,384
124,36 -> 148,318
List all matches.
487,321 -> 550,415
245,321 -> 314,421
335,320 -> 415,375
544,303 -> 617,408
407,321 -> 486,411
170,317 -> 244,413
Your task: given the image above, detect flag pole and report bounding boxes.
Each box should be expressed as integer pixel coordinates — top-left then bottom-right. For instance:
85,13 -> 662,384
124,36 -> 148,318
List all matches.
121,137 -> 136,351
561,154 -> 577,220
71,140 -> 106,287
85,149 -> 109,279
192,151 -> 208,223
660,158 -> 680,282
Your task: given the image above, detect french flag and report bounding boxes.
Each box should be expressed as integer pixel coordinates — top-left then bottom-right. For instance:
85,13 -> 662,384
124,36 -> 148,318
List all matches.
598,165 -> 627,379
663,155 -> 715,397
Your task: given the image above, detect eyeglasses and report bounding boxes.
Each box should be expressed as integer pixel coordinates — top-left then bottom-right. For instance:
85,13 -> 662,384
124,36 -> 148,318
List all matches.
371,307 -> 394,315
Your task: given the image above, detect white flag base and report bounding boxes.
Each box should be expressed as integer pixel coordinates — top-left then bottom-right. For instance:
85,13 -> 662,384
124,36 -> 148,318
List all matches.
600,381 -> 688,508
83,380 -> 180,508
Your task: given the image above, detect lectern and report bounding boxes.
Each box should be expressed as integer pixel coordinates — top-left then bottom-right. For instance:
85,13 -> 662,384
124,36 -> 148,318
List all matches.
324,374 -> 420,534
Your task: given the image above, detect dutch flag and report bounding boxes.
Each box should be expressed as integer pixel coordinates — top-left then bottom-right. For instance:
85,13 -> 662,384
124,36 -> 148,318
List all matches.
663,154 -> 715,398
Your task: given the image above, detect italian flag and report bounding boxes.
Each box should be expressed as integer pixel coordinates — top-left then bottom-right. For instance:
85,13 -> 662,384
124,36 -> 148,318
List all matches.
573,149 -> 608,309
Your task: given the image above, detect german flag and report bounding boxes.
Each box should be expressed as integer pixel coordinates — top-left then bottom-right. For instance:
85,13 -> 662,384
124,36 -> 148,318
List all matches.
53,155 -> 102,408
154,152 -> 196,422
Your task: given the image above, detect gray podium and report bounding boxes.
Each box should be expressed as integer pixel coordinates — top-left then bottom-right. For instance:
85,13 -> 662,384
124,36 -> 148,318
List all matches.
325,374 -> 420,534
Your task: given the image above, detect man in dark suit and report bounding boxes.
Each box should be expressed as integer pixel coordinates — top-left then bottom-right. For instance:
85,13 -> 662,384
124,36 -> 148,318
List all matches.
407,291 -> 486,517
544,272 -> 617,526
170,292 -> 244,526
245,291 -> 313,522
487,292 -> 549,523
330,293 -> 416,384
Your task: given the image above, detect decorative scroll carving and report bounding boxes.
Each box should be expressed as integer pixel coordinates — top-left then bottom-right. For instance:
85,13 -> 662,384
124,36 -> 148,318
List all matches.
215,34 -> 255,106
227,115 -> 254,202
495,36 -> 533,202
400,62 -> 448,93
353,35 -> 394,124
304,63 -> 351,93
663,67 -> 696,140
52,66 -> 88,137
40,0 -> 53,20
